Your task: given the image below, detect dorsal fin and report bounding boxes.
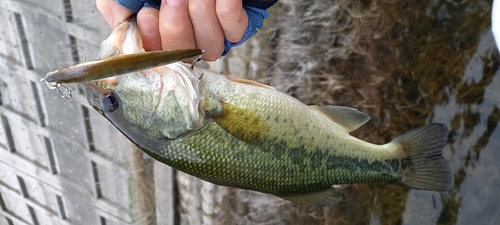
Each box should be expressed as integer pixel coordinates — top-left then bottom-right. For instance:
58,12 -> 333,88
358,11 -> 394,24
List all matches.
312,106 -> 370,132
229,77 -> 276,90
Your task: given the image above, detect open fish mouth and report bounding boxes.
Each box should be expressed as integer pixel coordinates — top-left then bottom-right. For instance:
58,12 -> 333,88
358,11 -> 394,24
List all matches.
76,16 -> 202,135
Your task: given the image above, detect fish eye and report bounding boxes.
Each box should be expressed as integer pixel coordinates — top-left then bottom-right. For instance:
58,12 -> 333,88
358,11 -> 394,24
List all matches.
102,92 -> 120,112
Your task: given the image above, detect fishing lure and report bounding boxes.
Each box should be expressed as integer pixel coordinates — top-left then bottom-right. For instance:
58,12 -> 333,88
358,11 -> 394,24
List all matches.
41,49 -> 204,99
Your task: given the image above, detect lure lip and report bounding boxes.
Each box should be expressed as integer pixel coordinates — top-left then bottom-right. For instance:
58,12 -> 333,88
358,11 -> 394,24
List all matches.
42,49 -> 204,84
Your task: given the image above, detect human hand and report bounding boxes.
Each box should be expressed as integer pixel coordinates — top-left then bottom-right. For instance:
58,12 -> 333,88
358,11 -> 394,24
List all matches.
97,0 -> 249,61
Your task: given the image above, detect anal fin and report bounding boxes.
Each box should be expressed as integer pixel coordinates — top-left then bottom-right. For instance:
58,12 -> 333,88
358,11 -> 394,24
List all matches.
276,187 -> 345,207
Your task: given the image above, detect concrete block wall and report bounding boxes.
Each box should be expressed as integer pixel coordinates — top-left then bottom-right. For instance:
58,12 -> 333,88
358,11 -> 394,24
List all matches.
0,1 -> 286,224
0,1 -> 154,224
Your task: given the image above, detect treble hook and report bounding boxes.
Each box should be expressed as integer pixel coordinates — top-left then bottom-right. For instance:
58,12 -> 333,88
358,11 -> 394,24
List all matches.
40,78 -> 73,100
190,50 -> 205,70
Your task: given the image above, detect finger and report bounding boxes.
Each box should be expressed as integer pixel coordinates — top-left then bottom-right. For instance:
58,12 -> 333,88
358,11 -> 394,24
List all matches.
137,7 -> 162,51
189,0 -> 225,61
158,0 -> 196,52
96,0 -> 134,28
216,0 -> 248,43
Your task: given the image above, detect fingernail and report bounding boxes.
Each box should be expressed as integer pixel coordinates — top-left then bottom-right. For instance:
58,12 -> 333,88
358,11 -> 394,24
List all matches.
164,0 -> 186,6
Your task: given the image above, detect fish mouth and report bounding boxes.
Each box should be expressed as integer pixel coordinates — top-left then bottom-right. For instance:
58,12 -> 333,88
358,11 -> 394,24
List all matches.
98,17 -> 199,117
78,15 -> 202,135
117,17 -> 201,123
149,63 -> 201,122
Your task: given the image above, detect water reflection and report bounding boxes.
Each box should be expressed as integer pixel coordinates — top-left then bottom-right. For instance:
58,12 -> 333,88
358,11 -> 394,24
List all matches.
370,1 -> 499,224
404,30 -> 500,225
273,0 -> 500,224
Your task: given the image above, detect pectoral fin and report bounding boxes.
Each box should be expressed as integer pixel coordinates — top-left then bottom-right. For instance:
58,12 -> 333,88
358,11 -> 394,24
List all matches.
211,102 -> 268,144
312,105 -> 370,132
276,187 -> 345,207
229,77 -> 276,90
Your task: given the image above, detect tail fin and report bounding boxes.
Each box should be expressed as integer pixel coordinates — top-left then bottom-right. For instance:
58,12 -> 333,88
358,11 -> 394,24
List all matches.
390,123 -> 452,191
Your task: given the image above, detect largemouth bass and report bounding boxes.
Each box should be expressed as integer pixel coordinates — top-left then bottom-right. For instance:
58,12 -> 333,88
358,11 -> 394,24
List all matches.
78,18 -> 451,206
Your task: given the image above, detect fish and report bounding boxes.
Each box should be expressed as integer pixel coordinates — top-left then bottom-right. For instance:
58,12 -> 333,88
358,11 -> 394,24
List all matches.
77,17 -> 452,207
